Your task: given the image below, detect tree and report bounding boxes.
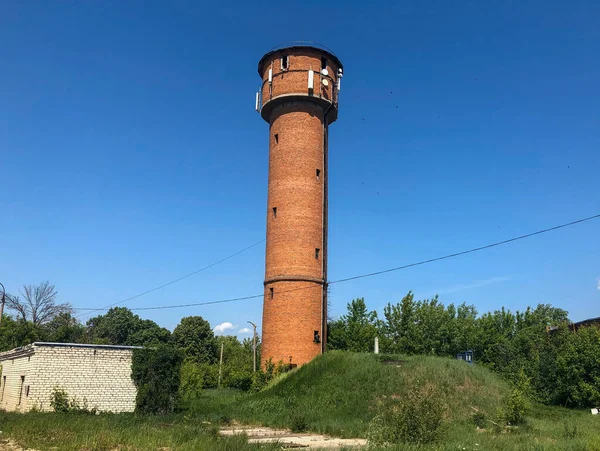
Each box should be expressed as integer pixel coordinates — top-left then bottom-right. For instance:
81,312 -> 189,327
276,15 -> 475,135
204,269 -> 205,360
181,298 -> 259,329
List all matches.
43,312 -> 86,343
86,307 -> 171,347
172,316 -> 218,364
6,281 -> 71,326
328,298 -> 379,352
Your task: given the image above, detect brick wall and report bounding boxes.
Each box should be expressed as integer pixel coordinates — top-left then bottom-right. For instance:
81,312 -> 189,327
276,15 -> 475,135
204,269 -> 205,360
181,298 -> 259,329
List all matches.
0,343 -> 138,413
258,46 -> 342,367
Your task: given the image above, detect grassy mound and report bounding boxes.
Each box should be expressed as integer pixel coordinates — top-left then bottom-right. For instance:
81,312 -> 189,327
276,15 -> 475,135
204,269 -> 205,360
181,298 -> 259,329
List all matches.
191,351 -> 509,437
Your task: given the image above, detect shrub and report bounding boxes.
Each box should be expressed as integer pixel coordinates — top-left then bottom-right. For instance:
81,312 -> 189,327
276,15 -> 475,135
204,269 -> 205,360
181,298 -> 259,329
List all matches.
290,414 -> 308,433
471,411 -> 487,428
367,382 -> 445,446
132,345 -> 183,414
501,388 -> 530,425
180,361 -> 218,401
49,387 -> 97,414
499,369 -> 531,425
50,387 -> 70,413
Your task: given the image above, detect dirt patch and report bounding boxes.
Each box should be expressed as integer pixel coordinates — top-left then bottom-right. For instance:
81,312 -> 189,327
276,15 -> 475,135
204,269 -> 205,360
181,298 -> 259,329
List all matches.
0,439 -> 40,451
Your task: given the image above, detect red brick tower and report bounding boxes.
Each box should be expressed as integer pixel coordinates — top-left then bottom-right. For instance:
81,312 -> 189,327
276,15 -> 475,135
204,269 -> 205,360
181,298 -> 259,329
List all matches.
256,44 -> 343,367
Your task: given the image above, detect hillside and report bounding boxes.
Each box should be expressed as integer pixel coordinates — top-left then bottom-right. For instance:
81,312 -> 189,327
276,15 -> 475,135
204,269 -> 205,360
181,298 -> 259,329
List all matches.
193,351 -> 510,438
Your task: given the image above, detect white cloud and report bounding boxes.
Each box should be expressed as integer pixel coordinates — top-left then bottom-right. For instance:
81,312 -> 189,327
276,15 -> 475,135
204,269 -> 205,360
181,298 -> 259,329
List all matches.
597,277 -> 600,291
214,322 -> 235,335
238,327 -> 252,334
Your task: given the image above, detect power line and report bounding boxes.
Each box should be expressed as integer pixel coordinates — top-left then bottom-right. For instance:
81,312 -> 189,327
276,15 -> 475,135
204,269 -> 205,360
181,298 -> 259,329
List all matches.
74,212 -> 600,313
74,238 -> 265,318
329,213 -> 600,284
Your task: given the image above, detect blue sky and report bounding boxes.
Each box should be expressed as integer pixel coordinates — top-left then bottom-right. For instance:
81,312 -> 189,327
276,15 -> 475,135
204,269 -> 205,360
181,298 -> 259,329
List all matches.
1,1 -> 598,337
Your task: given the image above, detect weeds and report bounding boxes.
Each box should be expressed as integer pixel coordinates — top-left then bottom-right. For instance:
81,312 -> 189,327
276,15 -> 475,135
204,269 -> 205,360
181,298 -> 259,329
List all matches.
367,382 -> 446,446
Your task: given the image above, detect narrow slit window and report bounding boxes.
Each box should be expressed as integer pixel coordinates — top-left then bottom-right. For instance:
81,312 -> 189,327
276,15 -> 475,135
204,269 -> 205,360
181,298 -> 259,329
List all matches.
269,287 -> 274,299
17,376 -> 24,405
315,248 -> 320,259
321,57 -> 327,70
274,133 -> 279,143
316,169 -> 321,180
1,376 -> 5,402
281,56 -> 289,70
272,207 -> 277,218
314,330 -> 321,343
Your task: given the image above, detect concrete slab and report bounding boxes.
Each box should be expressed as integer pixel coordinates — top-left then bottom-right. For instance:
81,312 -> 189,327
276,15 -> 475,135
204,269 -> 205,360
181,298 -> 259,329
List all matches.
219,425 -> 367,449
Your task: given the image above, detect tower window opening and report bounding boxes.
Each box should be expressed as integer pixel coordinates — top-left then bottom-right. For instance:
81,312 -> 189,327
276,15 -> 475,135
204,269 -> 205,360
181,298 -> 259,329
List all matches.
315,248 -> 320,259
272,207 -> 277,218
274,133 -> 279,143
314,330 -> 321,343
321,57 -> 327,70
281,56 -> 289,70
316,169 -> 321,180
269,287 -> 274,299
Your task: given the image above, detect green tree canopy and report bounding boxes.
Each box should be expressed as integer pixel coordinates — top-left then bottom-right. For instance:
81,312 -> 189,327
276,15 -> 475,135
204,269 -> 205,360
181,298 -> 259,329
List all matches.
172,316 -> 217,363
86,307 -> 171,347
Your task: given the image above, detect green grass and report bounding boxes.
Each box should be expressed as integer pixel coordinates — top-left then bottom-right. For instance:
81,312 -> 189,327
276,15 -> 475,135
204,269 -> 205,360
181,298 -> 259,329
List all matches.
2,351 -> 599,450
0,411 -> 279,451
186,351 -> 600,450
188,351 -> 509,438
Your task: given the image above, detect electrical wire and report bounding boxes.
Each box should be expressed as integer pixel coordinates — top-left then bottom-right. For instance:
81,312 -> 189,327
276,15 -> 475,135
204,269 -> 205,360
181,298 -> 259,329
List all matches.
73,212 -> 600,313
73,238 -> 265,318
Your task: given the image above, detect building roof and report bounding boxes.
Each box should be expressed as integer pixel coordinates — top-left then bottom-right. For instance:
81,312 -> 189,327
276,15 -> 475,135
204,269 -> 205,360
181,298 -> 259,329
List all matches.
258,42 -> 343,76
0,342 -> 143,360
32,342 -> 143,350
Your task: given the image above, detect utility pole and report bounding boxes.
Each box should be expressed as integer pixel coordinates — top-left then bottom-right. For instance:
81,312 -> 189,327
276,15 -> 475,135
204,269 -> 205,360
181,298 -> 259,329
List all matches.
217,341 -> 224,389
247,321 -> 257,372
0,282 -> 6,328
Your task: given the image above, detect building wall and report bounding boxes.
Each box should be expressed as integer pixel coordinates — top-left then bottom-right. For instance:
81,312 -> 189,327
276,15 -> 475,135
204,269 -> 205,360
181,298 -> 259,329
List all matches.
0,348 -> 35,412
0,344 -> 137,413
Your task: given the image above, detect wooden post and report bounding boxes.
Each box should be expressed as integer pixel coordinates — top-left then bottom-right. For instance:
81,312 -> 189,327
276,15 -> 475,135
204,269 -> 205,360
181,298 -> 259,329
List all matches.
218,342 -> 224,389
374,336 -> 379,354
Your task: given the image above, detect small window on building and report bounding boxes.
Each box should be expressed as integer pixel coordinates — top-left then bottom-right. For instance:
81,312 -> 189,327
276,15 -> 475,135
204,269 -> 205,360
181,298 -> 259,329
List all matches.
25,386 -> 30,397
281,56 -> 289,70
321,57 -> 327,70
1,376 -> 6,402
269,287 -> 274,299
272,207 -> 277,218
315,248 -> 320,259
316,169 -> 321,180
314,330 -> 321,343
274,133 -> 279,143
17,376 -> 24,405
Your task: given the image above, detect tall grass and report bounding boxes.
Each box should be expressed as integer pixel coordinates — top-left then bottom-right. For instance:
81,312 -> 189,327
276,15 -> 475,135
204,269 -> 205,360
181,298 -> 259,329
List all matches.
0,411 -> 278,451
187,351 -> 509,438
2,351 -> 599,450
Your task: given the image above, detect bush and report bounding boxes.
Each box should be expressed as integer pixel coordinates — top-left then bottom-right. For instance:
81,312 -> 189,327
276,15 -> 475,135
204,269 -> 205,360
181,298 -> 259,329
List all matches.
501,388 -> 530,425
367,382 -> 445,446
50,387 -> 97,414
132,345 -> 183,414
50,387 -> 70,413
499,369 -> 531,425
471,411 -> 487,429
180,360 -> 218,401
290,414 -> 308,433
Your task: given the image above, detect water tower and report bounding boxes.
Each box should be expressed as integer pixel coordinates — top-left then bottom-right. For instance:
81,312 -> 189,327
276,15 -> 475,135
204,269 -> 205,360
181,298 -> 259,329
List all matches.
256,43 -> 343,367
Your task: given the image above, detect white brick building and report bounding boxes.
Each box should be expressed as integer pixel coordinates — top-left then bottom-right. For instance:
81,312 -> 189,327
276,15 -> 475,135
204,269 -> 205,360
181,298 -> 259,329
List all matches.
0,342 -> 140,413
